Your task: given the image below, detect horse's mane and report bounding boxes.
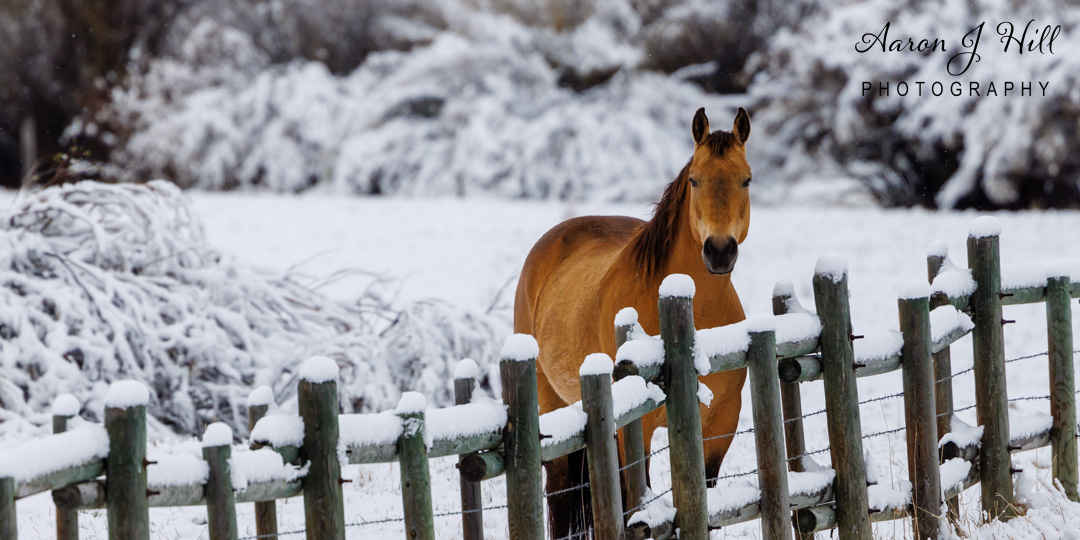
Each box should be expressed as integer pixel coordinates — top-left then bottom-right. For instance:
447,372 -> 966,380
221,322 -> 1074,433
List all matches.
630,130 -> 738,280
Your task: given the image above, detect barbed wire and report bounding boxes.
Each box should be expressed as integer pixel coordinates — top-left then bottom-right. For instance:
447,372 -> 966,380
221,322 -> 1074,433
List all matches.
623,486 -> 674,517
703,427 -> 755,443
239,528 -> 307,539
619,442 -> 671,472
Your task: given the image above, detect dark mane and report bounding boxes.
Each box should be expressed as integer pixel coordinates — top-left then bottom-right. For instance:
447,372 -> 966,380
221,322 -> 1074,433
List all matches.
630,130 -> 737,280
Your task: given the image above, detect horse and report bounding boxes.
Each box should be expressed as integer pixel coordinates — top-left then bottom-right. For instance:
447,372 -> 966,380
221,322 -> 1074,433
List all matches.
513,107 -> 753,537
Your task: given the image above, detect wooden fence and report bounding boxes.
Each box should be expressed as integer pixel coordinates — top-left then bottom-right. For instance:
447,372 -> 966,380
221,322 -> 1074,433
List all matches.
0,217 -> 1077,540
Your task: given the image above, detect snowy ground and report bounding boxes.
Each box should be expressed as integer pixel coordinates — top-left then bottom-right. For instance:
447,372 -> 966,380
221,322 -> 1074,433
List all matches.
9,192 -> 1080,539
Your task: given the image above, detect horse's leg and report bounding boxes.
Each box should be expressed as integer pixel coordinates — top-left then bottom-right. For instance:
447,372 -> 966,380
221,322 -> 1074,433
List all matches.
544,450 -> 592,539
701,370 -> 747,486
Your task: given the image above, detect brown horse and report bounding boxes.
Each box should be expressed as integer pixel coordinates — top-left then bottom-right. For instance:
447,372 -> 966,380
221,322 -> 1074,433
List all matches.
513,107 -> 753,536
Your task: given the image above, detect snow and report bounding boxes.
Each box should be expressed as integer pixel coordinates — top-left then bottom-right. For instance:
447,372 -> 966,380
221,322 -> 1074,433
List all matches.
930,259 -> 977,298
772,280 -> 795,299
774,313 -> 821,345
658,274 -> 695,298
970,216 -> 1002,239
0,425 -> 109,482
453,358 -> 480,381
940,417 -> 984,451
579,353 -> 614,377
230,448 -> 307,491
426,403 -> 507,443
104,380 -> 150,409
707,479 -> 760,514
927,241 -> 949,258
246,386 -> 275,408
695,321 -> 750,372
611,376 -> 665,419
339,412 -> 403,448
814,254 -> 848,283
51,394 -> 79,417
867,480 -> 911,512
299,356 -> 340,384
615,338 -> 664,368
627,488 -> 676,528
202,422 -> 233,447
148,453 -> 209,487
930,306 -> 974,344
940,458 -> 971,494
897,281 -> 930,300
743,314 -> 775,334
1010,412 -> 1053,441
864,450 -> 879,486
614,307 -> 639,327
395,392 -> 427,416
789,469 -> 835,496
249,414 -> 305,448
539,403 -> 588,448
697,383 -> 713,407
500,334 -> 539,362
854,330 -> 904,363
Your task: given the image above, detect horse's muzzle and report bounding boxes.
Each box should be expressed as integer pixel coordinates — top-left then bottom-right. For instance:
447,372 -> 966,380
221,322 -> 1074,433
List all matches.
702,236 -> 738,275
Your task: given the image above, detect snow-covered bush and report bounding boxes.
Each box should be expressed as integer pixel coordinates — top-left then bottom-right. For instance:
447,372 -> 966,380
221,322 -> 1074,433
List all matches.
747,0 -> 1080,208
0,181 -> 506,438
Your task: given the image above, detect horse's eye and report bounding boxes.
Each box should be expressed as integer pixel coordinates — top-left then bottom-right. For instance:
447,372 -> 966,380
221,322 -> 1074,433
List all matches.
742,177 -> 752,187
689,177 -> 698,188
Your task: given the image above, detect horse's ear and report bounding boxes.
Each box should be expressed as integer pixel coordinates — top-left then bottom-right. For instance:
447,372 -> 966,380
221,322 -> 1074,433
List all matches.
692,108 -> 709,146
733,107 -> 751,145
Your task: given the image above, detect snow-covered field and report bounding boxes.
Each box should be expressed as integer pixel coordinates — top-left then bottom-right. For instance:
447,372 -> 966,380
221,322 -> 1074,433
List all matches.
9,192 -> 1080,538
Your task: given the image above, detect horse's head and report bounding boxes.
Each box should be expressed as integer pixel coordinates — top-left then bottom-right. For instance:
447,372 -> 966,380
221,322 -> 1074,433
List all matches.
686,107 -> 751,275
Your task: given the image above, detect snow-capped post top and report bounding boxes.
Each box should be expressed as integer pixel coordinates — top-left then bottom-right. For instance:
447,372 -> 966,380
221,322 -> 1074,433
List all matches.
744,314 -> 776,334
659,274 -> 695,298
968,216 -> 1001,239
202,422 -> 233,448
898,281 -> 931,301
927,240 -> 949,258
579,353 -> 614,377
1045,261 -> 1072,280
453,358 -> 480,380
395,391 -> 427,415
500,333 -> 539,362
614,307 -> 639,327
772,279 -> 795,299
246,385 -> 275,408
104,380 -> 150,409
52,394 -> 80,417
814,254 -> 848,284
299,356 -> 339,384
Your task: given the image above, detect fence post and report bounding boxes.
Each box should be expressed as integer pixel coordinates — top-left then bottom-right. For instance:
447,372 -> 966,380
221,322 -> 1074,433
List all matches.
52,394 -> 80,540
500,334 -> 545,540
812,257 -> 872,539
579,354 -> 625,540
298,357 -> 346,540
397,392 -> 436,539
203,423 -> 239,540
454,359 -> 484,540
772,283 -> 808,472
899,288 -> 941,539
247,386 -> 278,539
614,308 -> 648,513
0,476 -> 14,540
104,380 -> 150,540
967,218 -> 1015,519
657,274 -> 708,540
747,318 -> 794,540
928,245 -> 959,521
1047,274 -> 1078,501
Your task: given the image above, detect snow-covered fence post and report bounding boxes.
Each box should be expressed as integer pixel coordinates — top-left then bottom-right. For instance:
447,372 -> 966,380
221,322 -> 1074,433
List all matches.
613,308 -> 647,512
928,245 -> 961,523
746,317 -> 793,540
1046,273 -> 1078,501
812,257 -> 872,539
454,359 -> 484,540
966,218 -> 1015,519
104,380 -> 150,540
579,354 -> 624,540
203,423 -> 239,540
898,287 -> 941,539
0,476 -> 14,539
247,386 -> 278,539
772,284 -> 809,472
297,357 -> 345,540
499,334 -> 544,540
52,394 -> 80,540
657,274 -> 709,539
397,392 -> 436,539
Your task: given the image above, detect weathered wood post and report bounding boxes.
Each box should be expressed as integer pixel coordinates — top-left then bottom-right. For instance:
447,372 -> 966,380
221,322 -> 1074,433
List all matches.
397,392 -> 436,539
928,244 -> 959,521
812,256 -> 872,539
967,217 -> 1015,519
52,394 -> 80,540
0,476 -> 14,540
247,386 -> 278,539
899,286 -> 941,539
772,282 -> 809,472
298,356 -> 346,540
454,359 -> 484,540
746,317 -> 794,540
614,308 -> 648,512
104,380 -> 150,540
1046,273 -> 1078,501
657,274 -> 709,539
500,334 -> 545,540
203,423 -> 239,540
579,353 -> 625,540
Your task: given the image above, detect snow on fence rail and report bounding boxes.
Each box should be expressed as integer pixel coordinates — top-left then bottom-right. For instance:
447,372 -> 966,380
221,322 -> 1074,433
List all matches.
0,216 -> 1077,540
